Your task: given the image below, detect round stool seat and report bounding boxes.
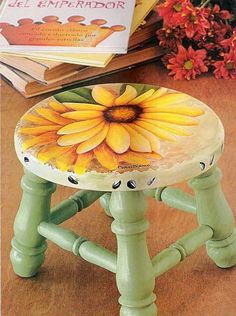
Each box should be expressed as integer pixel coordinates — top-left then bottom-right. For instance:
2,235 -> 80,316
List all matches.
15,83 -> 224,191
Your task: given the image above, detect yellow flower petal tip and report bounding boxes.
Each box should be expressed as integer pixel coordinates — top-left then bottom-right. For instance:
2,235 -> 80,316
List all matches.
57,118 -> 102,135
92,86 -> 116,107
129,89 -> 155,105
114,85 -> 137,106
48,100 -> 68,113
57,122 -> 105,146
94,143 -> 118,171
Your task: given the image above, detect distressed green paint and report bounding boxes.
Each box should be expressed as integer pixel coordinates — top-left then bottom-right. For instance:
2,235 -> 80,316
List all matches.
189,166 -> 236,268
110,191 -> 157,316
10,169 -> 56,277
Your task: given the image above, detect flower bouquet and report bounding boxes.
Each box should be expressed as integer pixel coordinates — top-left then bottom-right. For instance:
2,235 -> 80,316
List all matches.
156,0 -> 236,79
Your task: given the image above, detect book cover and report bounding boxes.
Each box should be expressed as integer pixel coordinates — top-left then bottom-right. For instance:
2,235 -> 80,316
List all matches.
0,0 -> 159,66
0,0 -> 135,53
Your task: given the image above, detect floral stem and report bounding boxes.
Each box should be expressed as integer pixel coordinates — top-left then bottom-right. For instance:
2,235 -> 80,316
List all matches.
200,0 -> 211,8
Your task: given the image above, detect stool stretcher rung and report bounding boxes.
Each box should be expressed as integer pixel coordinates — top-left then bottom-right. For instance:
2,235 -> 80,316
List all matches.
79,241 -> 117,273
38,222 -> 117,273
50,190 -> 105,224
38,222 -> 86,254
152,225 -> 213,277
145,187 -> 196,214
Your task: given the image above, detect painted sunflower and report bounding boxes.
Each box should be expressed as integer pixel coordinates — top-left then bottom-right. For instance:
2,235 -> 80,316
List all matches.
18,84 -> 204,174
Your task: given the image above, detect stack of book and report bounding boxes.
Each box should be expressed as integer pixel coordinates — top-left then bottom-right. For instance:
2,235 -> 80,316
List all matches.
0,1 -> 163,98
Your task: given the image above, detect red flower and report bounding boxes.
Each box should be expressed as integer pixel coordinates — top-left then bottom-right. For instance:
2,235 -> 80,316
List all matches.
211,4 -> 232,20
181,5 -> 210,38
156,26 -> 185,51
158,0 -> 191,27
220,29 -> 236,49
214,49 -> 236,79
167,45 -> 208,80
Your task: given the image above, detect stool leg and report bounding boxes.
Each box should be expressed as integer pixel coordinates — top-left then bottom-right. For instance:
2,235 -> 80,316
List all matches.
10,169 -> 56,277
189,166 -> 236,268
110,191 -> 157,316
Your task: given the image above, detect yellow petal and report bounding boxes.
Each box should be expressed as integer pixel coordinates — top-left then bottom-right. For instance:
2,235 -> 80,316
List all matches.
63,103 -> 105,111
76,124 -> 109,154
92,86 -> 116,107
22,131 -> 58,151
141,119 -> 191,136
118,151 -> 150,165
122,124 -> 152,153
131,123 -> 159,153
128,89 -> 155,105
23,114 -> 55,125
135,120 -> 175,142
74,152 -> 93,174
61,110 -> 103,120
94,143 -> 118,170
55,146 -> 77,171
36,108 -> 73,125
143,105 -> 204,117
48,100 -> 68,113
19,125 -> 61,135
114,85 -> 137,106
140,113 -> 198,126
37,144 -> 71,163
141,93 -> 190,108
106,123 -> 130,154
57,122 -> 105,146
57,118 -> 103,135
144,87 -> 168,102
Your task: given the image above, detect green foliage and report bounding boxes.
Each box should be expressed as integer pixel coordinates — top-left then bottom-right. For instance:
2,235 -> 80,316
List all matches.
54,87 -> 94,103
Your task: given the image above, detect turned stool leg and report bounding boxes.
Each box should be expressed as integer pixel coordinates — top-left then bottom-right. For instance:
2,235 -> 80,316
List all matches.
110,191 -> 157,316
189,166 -> 236,268
10,169 -> 56,277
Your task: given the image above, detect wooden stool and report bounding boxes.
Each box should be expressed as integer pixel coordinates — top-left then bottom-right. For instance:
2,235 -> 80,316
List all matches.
11,83 -> 236,315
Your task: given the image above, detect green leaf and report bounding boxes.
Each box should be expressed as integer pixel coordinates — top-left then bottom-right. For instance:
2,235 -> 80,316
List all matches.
120,83 -> 150,96
70,87 -> 95,103
54,91 -> 89,103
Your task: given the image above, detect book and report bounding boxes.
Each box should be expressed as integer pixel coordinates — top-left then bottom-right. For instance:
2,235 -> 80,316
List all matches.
0,55 -> 84,82
0,0 -> 159,67
0,0 -> 136,53
0,10 -> 162,82
1,42 -> 164,97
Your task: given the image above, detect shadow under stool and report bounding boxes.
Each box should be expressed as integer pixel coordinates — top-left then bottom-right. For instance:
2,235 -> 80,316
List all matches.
11,83 -> 236,315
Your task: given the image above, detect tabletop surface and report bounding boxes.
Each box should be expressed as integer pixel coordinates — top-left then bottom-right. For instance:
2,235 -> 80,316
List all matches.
1,61 -> 236,316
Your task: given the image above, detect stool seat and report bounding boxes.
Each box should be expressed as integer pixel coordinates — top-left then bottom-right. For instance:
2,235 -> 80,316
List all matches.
15,83 -> 224,191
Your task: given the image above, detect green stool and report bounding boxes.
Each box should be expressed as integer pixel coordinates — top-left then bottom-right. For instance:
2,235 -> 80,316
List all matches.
11,83 -> 236,315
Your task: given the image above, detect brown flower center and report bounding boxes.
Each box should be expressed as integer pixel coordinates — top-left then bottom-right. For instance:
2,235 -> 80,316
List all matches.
226,62 -> 234,70
173,3 -> 182,12
104,105 -> 142,123
184,60 -> 194,70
